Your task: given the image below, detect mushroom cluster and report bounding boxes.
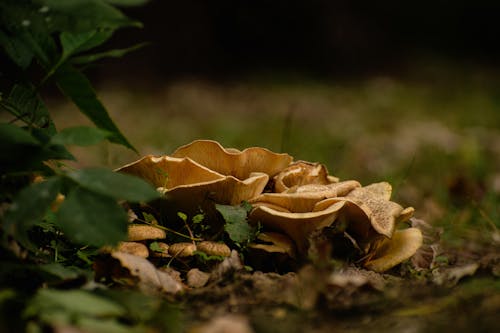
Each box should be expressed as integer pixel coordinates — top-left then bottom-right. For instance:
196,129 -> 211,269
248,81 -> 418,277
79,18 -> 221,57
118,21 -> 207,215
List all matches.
116,140 -> 422,273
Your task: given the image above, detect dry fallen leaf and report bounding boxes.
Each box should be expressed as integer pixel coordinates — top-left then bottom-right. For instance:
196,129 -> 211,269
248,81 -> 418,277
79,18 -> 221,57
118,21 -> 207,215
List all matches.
95,251 -> 185,295
187,268 -> 211,288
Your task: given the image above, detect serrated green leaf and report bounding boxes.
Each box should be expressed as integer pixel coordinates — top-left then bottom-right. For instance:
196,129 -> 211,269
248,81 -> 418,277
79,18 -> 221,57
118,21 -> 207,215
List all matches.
216,204 -> 255,244
6,84 -> 56,135
51,126 -> 112,146
71,42 -> 148,64
66,168 -> 160,202
54,64 -> 136,151
56,187 -> 128,246
4,177 -> 62,248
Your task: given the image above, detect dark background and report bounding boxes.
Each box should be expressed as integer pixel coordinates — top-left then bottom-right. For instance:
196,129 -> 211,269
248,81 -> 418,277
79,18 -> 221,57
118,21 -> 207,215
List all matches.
102,0 -> 500,81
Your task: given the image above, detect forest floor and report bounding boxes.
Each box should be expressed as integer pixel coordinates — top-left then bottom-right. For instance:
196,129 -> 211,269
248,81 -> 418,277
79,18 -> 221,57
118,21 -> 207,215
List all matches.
49,67 -> 500,332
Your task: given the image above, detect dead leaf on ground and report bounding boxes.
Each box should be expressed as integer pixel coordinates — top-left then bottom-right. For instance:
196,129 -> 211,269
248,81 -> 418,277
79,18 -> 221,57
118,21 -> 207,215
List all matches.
94,251 -> 185,295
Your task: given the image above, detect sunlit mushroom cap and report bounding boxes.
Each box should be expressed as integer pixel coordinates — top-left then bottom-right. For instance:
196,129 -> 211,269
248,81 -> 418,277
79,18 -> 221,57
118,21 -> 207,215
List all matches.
171,140 -> 293,180
249,201 -> 346,254
363,227 -> 423,272
273,161 -> 339,193
116,155 -> 269,205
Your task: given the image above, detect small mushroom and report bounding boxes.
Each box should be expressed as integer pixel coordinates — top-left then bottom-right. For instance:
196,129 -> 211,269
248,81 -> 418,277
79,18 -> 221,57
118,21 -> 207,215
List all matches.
196,241 -> 231,257
168,242 -> 197,257
117,242 -> 149,258
363,227 -> 423,272
128,225 -> 166,241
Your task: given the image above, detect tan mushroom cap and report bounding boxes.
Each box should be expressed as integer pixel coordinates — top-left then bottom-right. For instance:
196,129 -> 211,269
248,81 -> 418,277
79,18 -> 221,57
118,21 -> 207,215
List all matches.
248,232 -> 296,258
168,242 -> 197,257
171,140 -> 293,180
128,225 -> 167,241
196,241 -> 231,257
116,155 -> 269,205
363,228 -> 423,272
273,161 -> 339,193
250,180 -> 361,213
117,242 -> 149,258
314,182 -> 412,239
249,201 -> 346,254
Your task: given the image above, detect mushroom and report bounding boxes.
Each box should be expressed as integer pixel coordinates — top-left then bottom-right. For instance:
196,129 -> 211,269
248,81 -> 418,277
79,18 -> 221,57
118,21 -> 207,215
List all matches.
249,200 -> 346,254
116,140 -> 293,206
117,155 -> 269,206
127,225 -> 166,241
196,241 -> 231,257
171,140 -> 293,180
273,161 -> 339,193
168,242 -> 197,257
250,180 -> 361,213
363,228 -> 423,272
248,232 -> 296,258
315,182 -> 415,240
117,242 -> 149,258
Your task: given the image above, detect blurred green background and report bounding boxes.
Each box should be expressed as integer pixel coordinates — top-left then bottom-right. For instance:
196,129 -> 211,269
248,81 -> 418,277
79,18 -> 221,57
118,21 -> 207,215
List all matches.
48,1 -> 500,246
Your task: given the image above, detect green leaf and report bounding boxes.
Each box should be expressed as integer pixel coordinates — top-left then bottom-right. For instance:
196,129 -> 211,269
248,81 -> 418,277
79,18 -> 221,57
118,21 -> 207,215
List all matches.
71,42 -> 149,64
56,187 -> 128,246
66,168 -> 160,202
51,126 -> 112,146
5,84 -> 56,135
0,123 -> 40,147
54,64 -> 136,151
0,29 -> 34,69
25,289 -> 126,319
4,177 -> 62,248
216,204 -> 255,244
0,124 -> 73,173
39,0 -> 142,32
0,1 -> 58,68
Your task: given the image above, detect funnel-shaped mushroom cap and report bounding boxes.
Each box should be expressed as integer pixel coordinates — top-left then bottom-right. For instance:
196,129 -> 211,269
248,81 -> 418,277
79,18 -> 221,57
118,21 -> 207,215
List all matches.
116,155 -> 269,205
250,180 -> 361,213
249,201 -> 346,254
273,161 -> 338,192
171,140 -> 293,180
363,228 -> 423,272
